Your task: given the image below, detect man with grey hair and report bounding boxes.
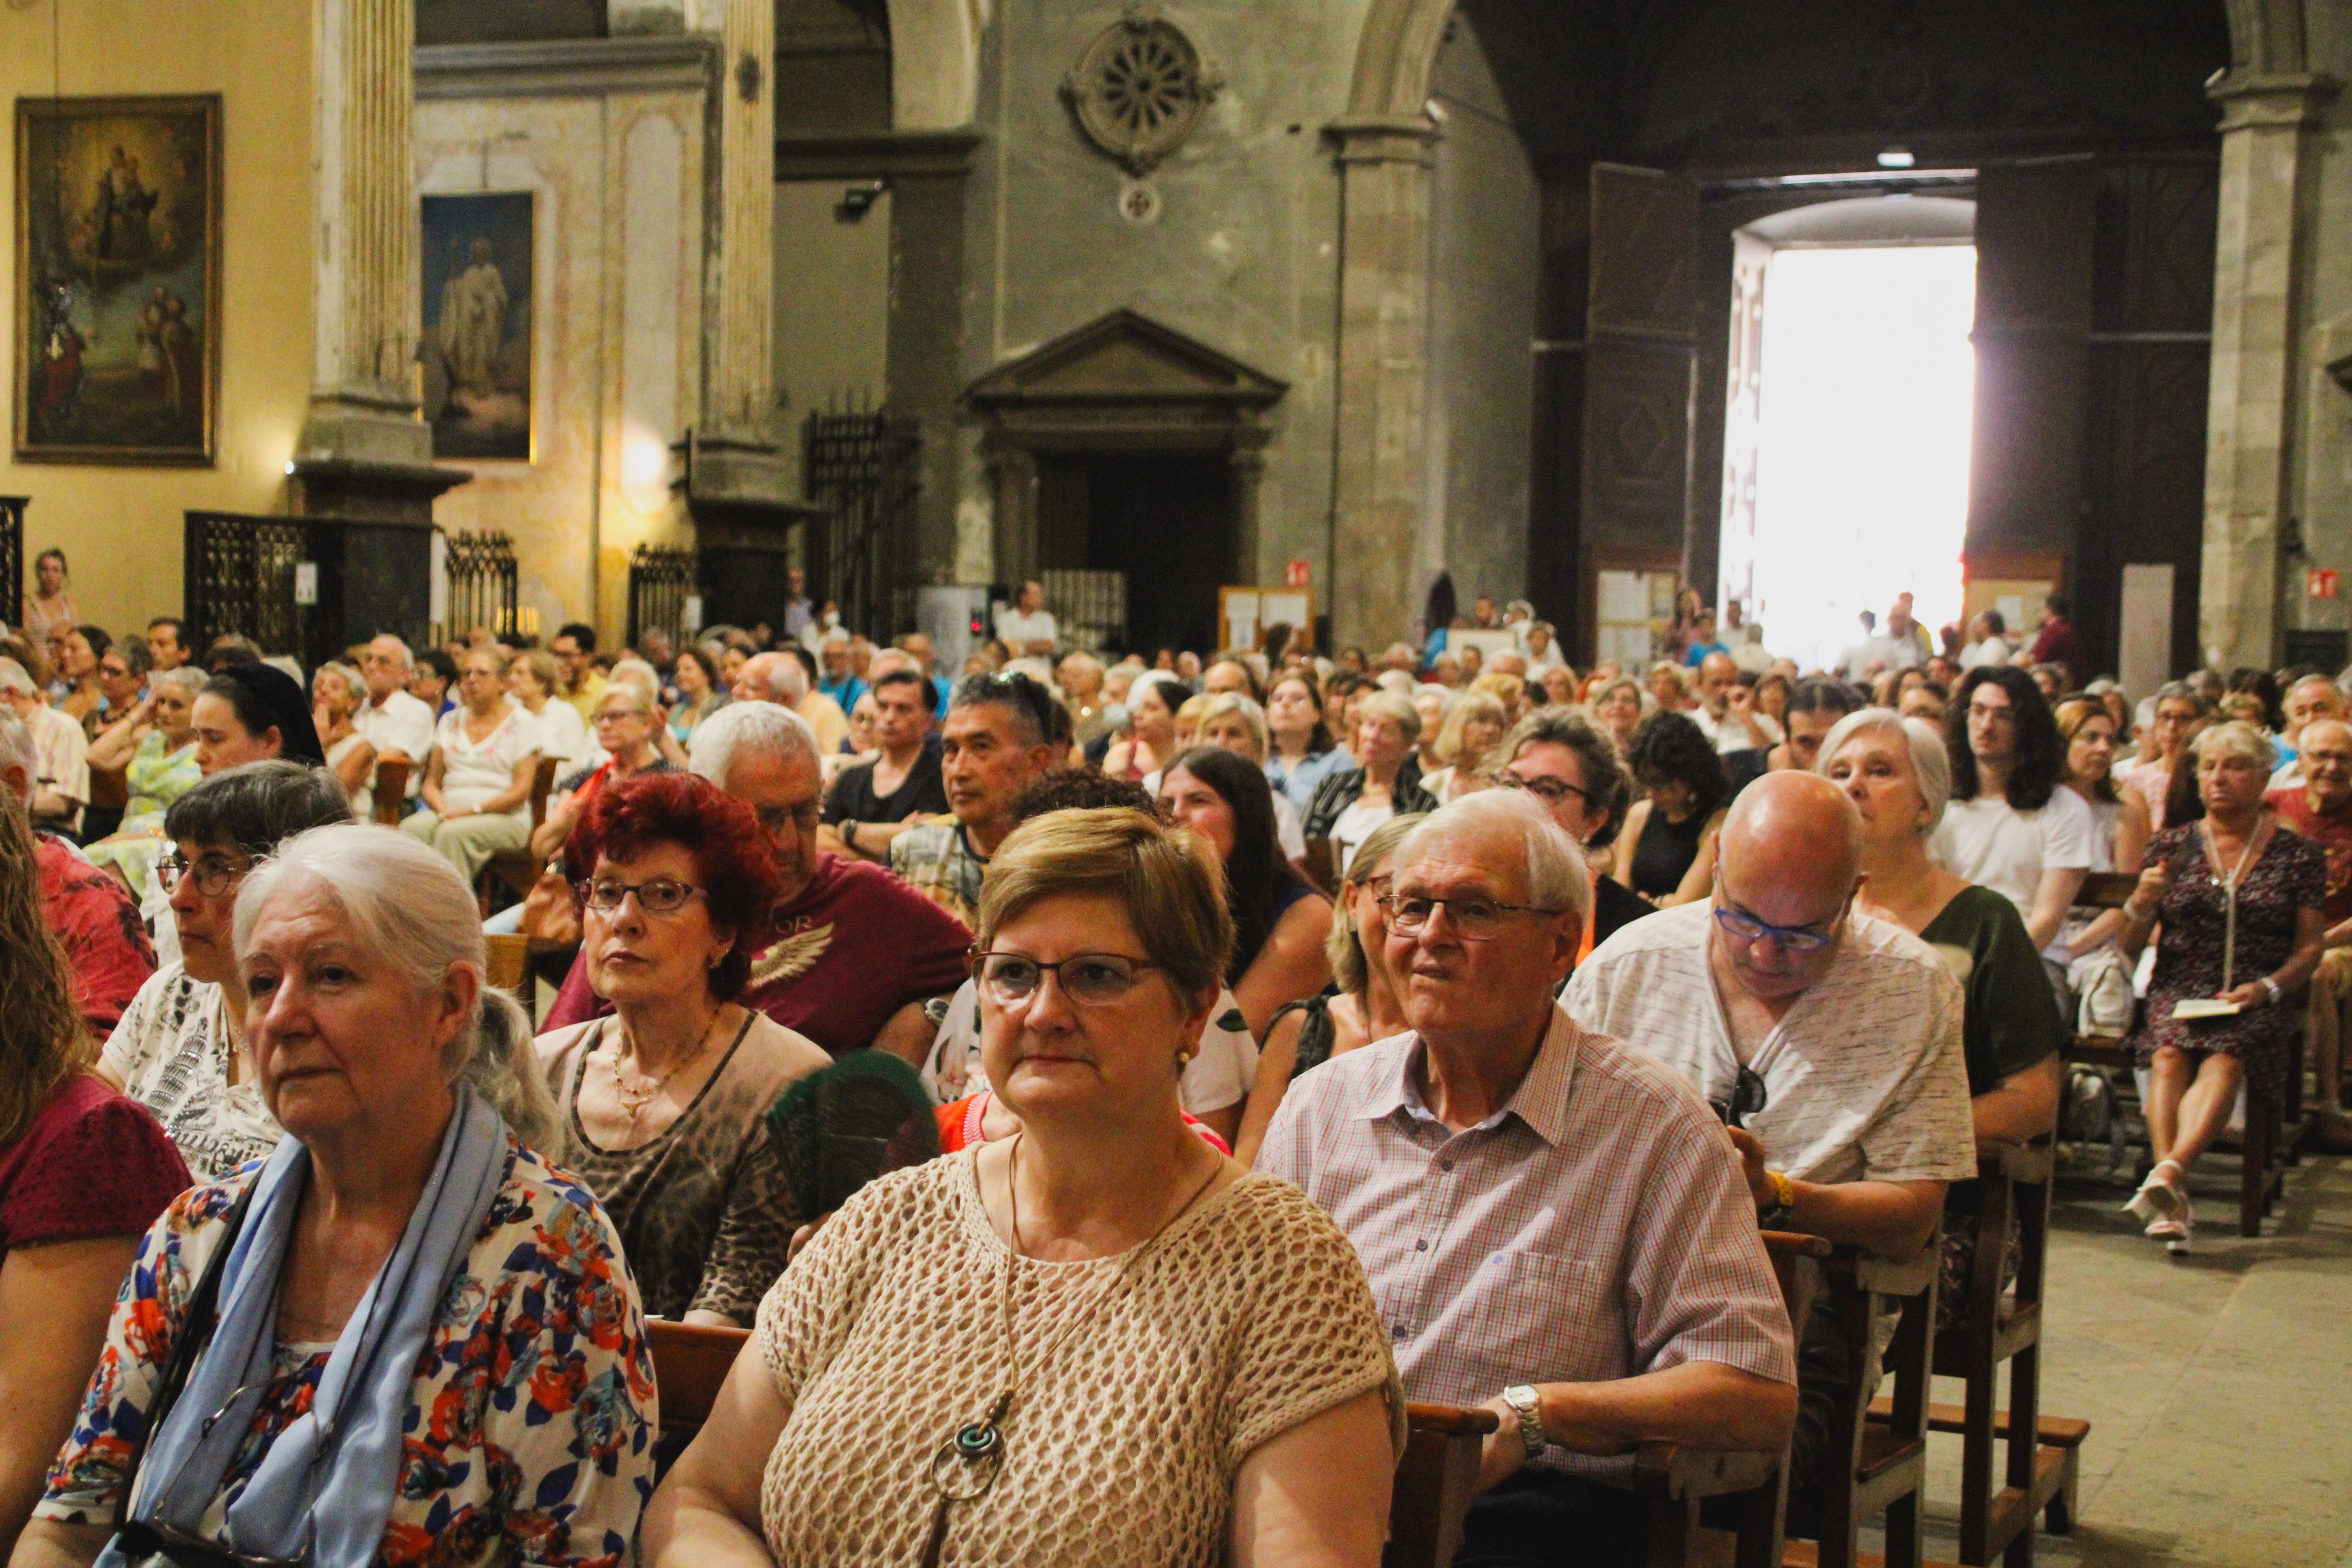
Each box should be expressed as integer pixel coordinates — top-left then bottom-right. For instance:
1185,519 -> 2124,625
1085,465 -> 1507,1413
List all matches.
1258,789 -> 1796,1568
0,706 -> 154,1034
541,699 -> 969,1060
1565,770 -> 1973,1494
0,655 -> 89,833
354,633 -> 436,804
736,647 -> 850,755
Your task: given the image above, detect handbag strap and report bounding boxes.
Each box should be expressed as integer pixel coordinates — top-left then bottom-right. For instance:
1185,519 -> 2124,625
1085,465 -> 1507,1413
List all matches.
113,1180 -> 259,1534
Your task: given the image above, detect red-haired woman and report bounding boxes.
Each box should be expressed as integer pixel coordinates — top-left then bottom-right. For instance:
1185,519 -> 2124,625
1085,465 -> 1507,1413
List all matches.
534,773 -> 829,1325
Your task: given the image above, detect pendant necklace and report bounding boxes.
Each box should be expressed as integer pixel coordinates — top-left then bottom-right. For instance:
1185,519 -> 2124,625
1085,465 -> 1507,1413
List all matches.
603,1011 -> 721,1123
919,1132 -> 1224,1568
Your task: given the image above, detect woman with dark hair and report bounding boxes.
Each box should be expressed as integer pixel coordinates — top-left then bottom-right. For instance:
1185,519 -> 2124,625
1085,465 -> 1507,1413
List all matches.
49,626 -> 109,727
1933,664 -> 2094,955
534,772 -> 829,1325
1264,671 -> 1348,812
669,643 -> 730,744
1158,745 -> 1334,1040
0,795 -> 188,1554
1612,710 -> 1730,907
20,548 -> 76,670
190,664 -> 327,775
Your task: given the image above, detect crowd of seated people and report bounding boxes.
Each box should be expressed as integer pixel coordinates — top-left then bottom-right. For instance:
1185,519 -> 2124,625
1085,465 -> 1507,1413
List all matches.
7,560 -> 2352,1568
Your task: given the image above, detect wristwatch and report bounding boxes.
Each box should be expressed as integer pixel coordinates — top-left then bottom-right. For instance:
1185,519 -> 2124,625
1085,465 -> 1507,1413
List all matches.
1759,1169 -> 1797,1230
1501,1384 -> 1546,1459
2260,975 -> 2282,1006
839,820 -> 861,854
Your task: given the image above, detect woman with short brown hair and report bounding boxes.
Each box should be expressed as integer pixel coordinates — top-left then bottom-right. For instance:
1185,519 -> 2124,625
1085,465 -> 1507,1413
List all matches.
646,807 -> 1401,1568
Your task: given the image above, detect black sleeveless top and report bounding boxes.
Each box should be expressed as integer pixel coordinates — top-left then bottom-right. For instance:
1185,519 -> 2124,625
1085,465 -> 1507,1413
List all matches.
1274,995 -> 1339,1081
1631,806 -> 1708,899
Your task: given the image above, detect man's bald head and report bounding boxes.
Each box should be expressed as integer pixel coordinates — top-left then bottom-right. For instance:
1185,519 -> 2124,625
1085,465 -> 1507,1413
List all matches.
1721,771 -> 1864,901
736,650 -> 806,705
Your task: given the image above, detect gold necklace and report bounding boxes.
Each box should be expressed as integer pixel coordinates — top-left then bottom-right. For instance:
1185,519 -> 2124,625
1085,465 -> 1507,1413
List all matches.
604,1011 -> 721,1122
919,1134 -> 1224,1567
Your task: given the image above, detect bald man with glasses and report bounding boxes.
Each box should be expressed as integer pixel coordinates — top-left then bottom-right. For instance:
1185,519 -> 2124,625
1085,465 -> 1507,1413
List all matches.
1564,770 -> 1973,1494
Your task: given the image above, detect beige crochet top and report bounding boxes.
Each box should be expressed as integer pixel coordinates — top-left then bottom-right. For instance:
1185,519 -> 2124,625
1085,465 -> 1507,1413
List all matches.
754,1149 -> 1403,1567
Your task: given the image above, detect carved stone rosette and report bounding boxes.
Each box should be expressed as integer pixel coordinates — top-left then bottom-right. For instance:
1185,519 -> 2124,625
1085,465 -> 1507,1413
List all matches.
1062,7 -> 1222,176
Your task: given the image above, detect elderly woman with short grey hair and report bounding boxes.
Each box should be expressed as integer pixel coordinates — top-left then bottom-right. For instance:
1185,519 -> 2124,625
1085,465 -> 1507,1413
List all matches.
2118,718 -> 2327,1253
22,824 -> 647,1568
1302,688 -> 1439,878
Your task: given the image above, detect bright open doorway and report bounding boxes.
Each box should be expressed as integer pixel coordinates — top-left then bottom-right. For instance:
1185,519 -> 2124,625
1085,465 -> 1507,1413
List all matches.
1719,196 -> 1977,677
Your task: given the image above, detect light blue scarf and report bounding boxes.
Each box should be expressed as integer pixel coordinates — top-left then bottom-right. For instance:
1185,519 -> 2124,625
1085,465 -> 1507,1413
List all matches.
106,1084 -> 510,1568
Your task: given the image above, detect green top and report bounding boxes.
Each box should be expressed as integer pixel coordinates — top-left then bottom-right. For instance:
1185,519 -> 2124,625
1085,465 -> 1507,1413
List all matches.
1918,884 -> 2067,1095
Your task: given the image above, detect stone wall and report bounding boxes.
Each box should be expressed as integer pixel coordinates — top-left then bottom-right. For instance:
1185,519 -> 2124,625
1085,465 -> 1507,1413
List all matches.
416,38 -> 712,640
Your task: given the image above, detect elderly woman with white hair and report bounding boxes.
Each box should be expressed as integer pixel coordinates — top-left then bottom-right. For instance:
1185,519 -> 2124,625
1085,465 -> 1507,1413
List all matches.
2116,719 -> 2327,1253
1818,708 -> 2068,1310
1302,689 -> 1439,879
531,675 -> 678,864
20,824 -> 653,1568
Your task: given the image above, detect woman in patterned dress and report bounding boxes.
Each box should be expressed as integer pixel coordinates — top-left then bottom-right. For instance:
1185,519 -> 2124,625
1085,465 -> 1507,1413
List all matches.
83,666 -> 207,897
21,823 -> 652,1568
2119,720 -> 2327,1254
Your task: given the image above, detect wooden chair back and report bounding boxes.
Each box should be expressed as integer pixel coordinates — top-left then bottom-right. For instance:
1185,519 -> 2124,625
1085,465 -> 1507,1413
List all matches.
646,1320 -> 750,1442
1386,1403 -> 1497,1568
371,760 -> 410,826
526,754 -> 559,828
1784,1239 -> 1939,1568
485,932 -> 530,999
483,756 -> 564,905
1302,836 -> 1338,897
87,760 -> 129,811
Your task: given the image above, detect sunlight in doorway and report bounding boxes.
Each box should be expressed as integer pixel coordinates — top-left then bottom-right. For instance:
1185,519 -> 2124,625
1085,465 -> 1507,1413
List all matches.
1745,245 -> 1976,675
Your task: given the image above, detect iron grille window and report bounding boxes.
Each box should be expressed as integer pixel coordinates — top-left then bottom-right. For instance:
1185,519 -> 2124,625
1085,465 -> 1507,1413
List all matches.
629,545 -> 699,649
0,497 -> 24,639
804,407 -> 920,642
1041,568 -> 1126,653
442,530 -> 519,642
184,512 -> 311,657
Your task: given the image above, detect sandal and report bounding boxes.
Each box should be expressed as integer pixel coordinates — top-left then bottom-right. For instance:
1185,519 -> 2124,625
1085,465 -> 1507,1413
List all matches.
2163,1198 -> 2194,1256
2124,1160 -> 2185,1225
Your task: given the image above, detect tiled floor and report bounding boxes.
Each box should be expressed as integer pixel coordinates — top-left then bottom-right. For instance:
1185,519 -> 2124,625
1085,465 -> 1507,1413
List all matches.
1882,1150 -> 2352,1567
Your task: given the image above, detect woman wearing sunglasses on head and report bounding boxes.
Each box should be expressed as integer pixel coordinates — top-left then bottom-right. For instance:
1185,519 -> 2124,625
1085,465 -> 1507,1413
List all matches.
643,807 -> 1401,1568
534,773 -> 829,1327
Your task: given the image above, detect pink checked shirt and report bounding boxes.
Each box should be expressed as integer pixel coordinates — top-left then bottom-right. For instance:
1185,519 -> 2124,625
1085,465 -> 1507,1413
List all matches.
1256,1002 -> 1795,1468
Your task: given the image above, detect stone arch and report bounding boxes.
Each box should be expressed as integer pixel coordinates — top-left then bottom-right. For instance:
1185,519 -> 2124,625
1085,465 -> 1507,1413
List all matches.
886,0 -> 985,129
1345,0 -> 1455,118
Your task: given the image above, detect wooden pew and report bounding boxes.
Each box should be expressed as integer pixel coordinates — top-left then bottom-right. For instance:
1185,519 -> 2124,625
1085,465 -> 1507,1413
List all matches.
483,755 -> 562,907
1868,1140 -> 2087,1565
1782,1241 -> 1938,1568
646,1319 -> 750,1444
370,759 -> 410,826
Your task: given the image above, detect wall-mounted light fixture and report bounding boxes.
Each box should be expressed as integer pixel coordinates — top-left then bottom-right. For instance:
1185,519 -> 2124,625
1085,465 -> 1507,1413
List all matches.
838,180 -> 889,221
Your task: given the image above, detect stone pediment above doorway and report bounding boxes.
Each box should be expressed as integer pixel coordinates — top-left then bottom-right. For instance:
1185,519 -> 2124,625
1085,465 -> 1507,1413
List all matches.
967,309 -> 1287,430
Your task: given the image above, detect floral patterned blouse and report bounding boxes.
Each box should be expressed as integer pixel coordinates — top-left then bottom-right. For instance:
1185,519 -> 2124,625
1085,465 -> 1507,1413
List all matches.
38,1139 -> 660,1568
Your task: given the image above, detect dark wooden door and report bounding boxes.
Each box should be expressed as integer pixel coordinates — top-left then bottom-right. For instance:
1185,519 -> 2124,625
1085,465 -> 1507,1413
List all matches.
1579,162 -> 1701,660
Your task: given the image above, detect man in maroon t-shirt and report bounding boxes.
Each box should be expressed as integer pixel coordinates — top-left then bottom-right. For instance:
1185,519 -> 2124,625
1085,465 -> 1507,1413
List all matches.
2269,717 -> 2352,1139
2026,594 -> 2087,691
543,701 -> 969,1057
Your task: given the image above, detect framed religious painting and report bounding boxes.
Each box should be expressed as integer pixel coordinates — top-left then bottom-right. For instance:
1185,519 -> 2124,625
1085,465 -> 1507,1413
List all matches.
421,191 -> 534,461
15,94 -> 221,465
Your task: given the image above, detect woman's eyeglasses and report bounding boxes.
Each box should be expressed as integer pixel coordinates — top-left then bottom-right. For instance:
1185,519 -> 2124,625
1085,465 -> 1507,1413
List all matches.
972,950 -> 1161,1006
1496,772 -> 1596,809
577,877 -> 706,915
156,851 -> 245,898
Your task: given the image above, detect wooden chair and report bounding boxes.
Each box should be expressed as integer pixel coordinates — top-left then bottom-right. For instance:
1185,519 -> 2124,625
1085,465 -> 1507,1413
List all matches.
485,932 -> 530,1005
370,760 -> 410,826
646,1319 -> 750,1445
1302,836 -> 1338,897
484,756 -> 561,907
1388,1404 -> 1497,1568
1868,1141 -> 2087,1566
2061,873 -> 2139,1073
1781,1241 -> 1939,1568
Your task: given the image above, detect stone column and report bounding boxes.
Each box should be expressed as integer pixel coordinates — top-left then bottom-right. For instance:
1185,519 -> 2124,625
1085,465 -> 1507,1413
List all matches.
2198,70 -> 2339,670
296,0 -> 465,519
1327,114 -> 1439,650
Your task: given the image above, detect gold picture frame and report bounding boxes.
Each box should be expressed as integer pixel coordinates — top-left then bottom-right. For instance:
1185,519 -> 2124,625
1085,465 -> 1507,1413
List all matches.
15,93 -> 222,466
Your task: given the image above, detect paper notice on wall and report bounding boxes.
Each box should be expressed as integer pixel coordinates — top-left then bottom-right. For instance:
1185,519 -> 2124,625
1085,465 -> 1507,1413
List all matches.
1598,571 -> 1649,626
1996,594 -> 2025,632
1260,592 -> 1309,632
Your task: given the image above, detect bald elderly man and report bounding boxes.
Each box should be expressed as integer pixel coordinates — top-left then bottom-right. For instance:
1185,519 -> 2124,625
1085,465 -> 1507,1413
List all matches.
1564,770 -> 1973,1492
1259,790 -> 1795,1568
2270,673 -> 2350,791
734,648 -> 851,755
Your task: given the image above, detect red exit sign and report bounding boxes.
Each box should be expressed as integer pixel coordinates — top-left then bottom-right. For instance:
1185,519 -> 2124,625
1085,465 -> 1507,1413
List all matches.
2310,569 -> 2340,600
1285,559 -> 1311,587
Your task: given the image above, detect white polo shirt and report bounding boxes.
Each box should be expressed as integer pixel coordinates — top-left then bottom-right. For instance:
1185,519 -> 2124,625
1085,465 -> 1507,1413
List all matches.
352,688 -> 437,798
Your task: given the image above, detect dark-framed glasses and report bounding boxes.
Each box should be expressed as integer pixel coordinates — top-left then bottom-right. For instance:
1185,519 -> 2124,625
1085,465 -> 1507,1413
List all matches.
1378,894 -> 1566,940
1711,1064 -> 1769,1129
1496,771 -> 1596,809
1711,904 -> 1838,953
156,850 -> 245,898
972,950 -> 1161,1006
576,877 -> 705,915
752,799 -> 822,838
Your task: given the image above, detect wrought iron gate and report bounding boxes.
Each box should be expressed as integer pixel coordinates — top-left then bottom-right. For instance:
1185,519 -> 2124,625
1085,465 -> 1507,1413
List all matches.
0,497 -> 23,641
184,512 -> 312,659
628,544 -> 699,648
804,407 -> 921,641
441,530 -> 519,642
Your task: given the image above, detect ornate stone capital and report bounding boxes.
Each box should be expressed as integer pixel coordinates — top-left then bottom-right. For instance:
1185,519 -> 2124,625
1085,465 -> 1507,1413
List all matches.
2207,69 -> 2340,131
1324,113 -> 1440,168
